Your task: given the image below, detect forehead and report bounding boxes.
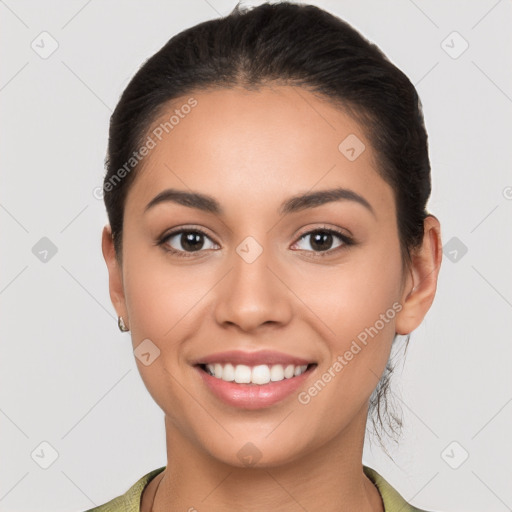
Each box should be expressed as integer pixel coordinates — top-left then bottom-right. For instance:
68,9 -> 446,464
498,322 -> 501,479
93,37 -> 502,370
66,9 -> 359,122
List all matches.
125,85 -> 395,220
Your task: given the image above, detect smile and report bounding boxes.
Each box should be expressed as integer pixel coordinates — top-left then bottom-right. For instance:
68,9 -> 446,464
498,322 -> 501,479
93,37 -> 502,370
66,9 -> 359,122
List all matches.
195,362 -> 317,410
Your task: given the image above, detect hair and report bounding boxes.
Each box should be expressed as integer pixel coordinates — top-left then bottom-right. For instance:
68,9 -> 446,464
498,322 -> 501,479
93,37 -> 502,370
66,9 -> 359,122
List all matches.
103,1 -> 432,450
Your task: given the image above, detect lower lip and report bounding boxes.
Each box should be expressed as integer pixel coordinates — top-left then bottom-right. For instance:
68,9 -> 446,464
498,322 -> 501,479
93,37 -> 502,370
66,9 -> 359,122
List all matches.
196,365 -> 316,410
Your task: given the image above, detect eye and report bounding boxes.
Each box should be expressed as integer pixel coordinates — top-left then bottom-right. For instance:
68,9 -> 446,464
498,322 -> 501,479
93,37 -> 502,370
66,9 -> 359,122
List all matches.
291,227 -> 354,256
158,228 -> 218,257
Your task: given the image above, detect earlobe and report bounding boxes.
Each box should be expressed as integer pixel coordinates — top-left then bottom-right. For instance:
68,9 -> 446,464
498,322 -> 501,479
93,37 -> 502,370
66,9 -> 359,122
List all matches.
395,215 -> 442,335
101,225 -> 128,323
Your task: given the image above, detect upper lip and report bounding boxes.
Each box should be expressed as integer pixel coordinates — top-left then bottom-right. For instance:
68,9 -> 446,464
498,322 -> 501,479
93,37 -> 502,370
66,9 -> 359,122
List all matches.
193,349 -> 314,367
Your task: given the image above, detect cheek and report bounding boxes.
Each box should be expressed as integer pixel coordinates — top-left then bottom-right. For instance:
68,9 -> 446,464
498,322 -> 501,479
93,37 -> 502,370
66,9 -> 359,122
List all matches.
122,242 -> 212,341
120,244 -> 208,427
296,236 -> 403,400
303,238 -> 403,340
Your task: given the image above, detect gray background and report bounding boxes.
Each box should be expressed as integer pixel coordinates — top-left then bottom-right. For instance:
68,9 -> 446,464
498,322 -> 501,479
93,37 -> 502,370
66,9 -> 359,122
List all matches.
1,0 -> 511,511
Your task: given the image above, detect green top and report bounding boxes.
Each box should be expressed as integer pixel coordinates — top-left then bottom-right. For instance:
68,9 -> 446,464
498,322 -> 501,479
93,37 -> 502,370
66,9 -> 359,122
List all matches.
83,465 -> 433,512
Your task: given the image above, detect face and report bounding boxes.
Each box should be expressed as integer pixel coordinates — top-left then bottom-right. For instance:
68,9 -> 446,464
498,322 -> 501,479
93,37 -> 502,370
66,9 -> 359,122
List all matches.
105,85 -> 424,468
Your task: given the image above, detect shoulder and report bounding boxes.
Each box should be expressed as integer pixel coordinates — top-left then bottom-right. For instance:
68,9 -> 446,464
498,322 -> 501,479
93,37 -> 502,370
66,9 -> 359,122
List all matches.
363,465 -> 438,512
82,466 -> 166,512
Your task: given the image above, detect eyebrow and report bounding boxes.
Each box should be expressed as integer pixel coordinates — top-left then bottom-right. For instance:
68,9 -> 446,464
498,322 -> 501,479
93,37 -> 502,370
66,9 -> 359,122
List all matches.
144,187 -> 375,218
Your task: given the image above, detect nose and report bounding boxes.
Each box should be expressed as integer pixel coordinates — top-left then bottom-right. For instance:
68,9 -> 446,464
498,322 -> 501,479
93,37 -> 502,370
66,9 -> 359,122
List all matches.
213,239 -> 293,333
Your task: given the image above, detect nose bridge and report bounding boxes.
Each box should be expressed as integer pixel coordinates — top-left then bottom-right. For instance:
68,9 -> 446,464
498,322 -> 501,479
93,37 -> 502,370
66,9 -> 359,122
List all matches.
214,232 -> 292,331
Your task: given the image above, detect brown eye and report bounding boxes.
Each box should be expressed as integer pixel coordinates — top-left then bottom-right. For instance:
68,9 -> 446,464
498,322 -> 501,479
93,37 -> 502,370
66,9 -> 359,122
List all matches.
292,228 -> 354,256
159,228 -> 218,257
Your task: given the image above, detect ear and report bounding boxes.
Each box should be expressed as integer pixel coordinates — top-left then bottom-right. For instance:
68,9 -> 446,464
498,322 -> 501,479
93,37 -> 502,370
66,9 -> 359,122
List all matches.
101,225 -> 128,326
395,215 -> 442,335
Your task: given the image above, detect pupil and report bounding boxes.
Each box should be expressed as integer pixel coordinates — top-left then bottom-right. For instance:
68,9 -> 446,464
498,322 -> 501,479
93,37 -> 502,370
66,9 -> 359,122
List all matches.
311,232 -> 332,251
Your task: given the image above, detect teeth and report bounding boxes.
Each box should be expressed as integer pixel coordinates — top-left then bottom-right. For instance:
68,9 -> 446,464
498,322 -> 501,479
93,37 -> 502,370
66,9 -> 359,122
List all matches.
234,364 -> 252,383
284,364 -> 295,379
252,364 -> 271,385
204,363 -> 308,385
222,363 -> 235,381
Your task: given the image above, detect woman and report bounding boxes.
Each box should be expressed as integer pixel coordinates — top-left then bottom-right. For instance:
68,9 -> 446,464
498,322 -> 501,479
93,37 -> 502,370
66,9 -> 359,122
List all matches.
89,1 -> 442,510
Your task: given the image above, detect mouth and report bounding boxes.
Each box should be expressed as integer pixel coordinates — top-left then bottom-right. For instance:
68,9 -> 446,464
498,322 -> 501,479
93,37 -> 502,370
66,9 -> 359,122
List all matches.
194,361 -> 318,410
197,362 -> 317,385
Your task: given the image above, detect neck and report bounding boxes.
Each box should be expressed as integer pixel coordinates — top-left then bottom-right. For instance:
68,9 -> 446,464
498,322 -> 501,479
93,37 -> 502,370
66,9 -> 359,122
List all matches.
147,405 -> 383,512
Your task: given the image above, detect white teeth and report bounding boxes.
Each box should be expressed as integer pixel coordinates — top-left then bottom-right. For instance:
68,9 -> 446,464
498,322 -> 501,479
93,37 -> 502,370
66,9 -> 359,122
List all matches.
252,365 -> 271,384
270,364 -> 284,381
284,364 -> 295,379
222,363 -> 235,381
204,363 -> 309,385
234,364 -> 252,383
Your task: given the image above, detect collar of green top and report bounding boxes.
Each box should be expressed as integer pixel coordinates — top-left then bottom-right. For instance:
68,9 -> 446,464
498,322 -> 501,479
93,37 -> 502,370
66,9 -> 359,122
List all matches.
84,464 -> 433,512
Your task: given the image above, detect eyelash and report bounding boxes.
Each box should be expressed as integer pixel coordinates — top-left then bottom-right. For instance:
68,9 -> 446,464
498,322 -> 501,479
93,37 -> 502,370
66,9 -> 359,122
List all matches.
157,225 -> 355,259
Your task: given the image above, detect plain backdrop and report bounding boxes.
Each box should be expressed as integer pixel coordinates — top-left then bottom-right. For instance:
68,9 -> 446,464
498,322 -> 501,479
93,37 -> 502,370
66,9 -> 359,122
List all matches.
1,1 -> 511,511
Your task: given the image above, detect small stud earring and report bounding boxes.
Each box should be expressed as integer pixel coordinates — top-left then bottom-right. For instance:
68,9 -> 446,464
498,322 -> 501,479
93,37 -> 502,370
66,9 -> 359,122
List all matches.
118,316 -> 129,332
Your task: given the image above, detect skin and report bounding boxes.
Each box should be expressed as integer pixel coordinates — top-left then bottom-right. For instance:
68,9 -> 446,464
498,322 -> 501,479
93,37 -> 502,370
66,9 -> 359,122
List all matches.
102,85 -> 442,512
